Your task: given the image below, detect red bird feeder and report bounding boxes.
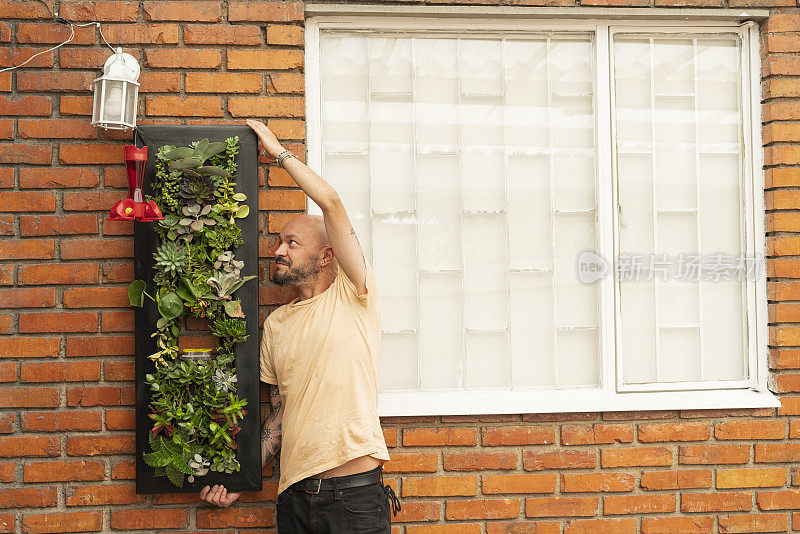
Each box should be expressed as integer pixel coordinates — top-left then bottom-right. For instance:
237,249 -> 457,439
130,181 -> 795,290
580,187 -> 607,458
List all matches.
108,145 -> 164,222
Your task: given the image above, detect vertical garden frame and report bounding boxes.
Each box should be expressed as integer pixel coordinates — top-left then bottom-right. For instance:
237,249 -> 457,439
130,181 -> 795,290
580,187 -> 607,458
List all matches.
133,125 -> 261,494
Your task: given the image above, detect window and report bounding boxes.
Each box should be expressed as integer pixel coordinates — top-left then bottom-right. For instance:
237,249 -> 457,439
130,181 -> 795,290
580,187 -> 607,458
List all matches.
305,16 -> 777,415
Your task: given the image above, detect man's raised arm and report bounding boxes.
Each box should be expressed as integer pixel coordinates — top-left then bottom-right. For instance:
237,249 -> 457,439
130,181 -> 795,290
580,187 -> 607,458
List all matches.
245,119 -> 367,294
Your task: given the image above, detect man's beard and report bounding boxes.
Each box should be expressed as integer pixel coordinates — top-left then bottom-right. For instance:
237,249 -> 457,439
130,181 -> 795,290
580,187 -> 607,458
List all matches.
271,257 -> 321,286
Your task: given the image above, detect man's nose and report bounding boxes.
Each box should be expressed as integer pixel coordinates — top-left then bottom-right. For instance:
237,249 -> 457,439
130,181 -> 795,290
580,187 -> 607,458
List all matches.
275,242 -> 287,257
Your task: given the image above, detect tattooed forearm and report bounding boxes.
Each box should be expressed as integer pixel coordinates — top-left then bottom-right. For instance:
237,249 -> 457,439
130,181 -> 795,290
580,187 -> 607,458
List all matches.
261,384 -> 283,468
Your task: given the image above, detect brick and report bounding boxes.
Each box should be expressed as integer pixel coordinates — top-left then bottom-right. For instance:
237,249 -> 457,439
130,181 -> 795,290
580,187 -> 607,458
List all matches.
17,22 -> 94,44
604,494 -> 675,515
228,49 -> 303,71
0,336 -> 60,358
0,362 -> 15,382
19,167 -> 98,189
20,311 -> 98,333
383,452 -> 438,473
681,492 -> 751,513
561,423 -> 633,445
104,361 -> 134,381
564,518 -> 637,534
66,385 -> 134,406
403,427 -> 476,446
402,475 -> 478,497
0,238 -> 54,260
101,310 -> 134,332
601,447 -> 672,468
0,191 -> 55,212
146,95 -> 223,117
20,214 -> 98,236
186,72 -> 262,93
0,487 -> 56,508
0,95 -> 51,115
16,71 -> 96,93
482,473 -> 557,494
717,468 -> 786,489
60,96 -> 92,116
259,189 -> 307,211
523,450 -> 595,470
24,460 -> 104,482
111,460 -> 135,480
640,469 -> 711,491
267,72 -> 305,95
443,451 -> 517,471
0,436 -> 59,458
445,499 -> 520,520
22,411 -> 102,432
267,25 -> 304,45
59,143 -> 121,165
0,514 -> 11,534
143,1 -> 221,21
679,444 -> 750,465
525,496 -> 597,518
267,118 -> 305,139
102,24 -> 179,44
407,525 -> 482,534
110,509 -> 188,530
229,96 -> 305,117
61,238 -> 133,259
18,119 -> 97,139
19,262 -> 99,285
715,420 -> 785,440
757,489 -> 800,510
66,483 -> 143,506
0,143 -> 51,164
63,287 -> 129,308
562,473 -> 634,493
106,408 -> 135,430
65,335 -> 133,357
0,0 -> 51,18
67,434 -> 135,455
640,516 -> 714,534
228,1 -> 303,21
101,262 -> 133,284
144,48 -> 222,68
0,387 -> 59,408
0,287 -> 54,307
195,507 -> 273,528
638,421 -> 710,442
718,513 -> 789,533
482,425 -> 554,446
487,522 -> 559,534
22,511 -> 102,533
21,361 -> 101,382
58,1 -> 139,21
184,24 -> 261,45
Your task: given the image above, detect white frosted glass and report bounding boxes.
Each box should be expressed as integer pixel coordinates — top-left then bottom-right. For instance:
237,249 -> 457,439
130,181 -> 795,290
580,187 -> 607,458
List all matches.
554,213 -> 597,327
698,154 -> 741,256
321,35 -> 369,153
702,279 -> 746,381
696,38 -> 739,84
466,332 -> 510,388
655,149 -> 696,210
506,39 -> 548,107
659,280 -> 699,325
462,150 -> 505,213
697,103 -> 739,147
322,101 -> 369,152
508,156 -> 552,270
459,39 -> 503,96
654,95 -> 695,145
368,37 -> 412,95
418,155 -> 460,271
618,154 -> 655,255
461,102 -> 503,148
557,328 -> 598,387
464,215 -> 508,330
552,96 -> 594,150
549,38 -> 593,95
379,333 -> 418,390
621,279 -> 656,384
370,101 -> 415,213
510,273 -> 554,387
656,212 -> 698,257
553,154 -> 594,211
415,38 -> 458,104
659,327 -> 701,382
613,38 -> 651,148
420,273 -> 464,389
324,155 -> 372,258
416,103 -> 460,152
653,39 -> 694,95
506,106 -> 550,151
373,214 -> 417,331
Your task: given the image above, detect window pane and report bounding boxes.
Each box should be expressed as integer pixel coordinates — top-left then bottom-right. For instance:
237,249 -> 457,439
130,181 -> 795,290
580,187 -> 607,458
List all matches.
614,33 -> 747,387
320,30 -> 598,392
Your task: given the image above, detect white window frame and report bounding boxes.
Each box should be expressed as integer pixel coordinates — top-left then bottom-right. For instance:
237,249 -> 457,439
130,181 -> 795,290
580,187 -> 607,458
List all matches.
305,13 -> 779,415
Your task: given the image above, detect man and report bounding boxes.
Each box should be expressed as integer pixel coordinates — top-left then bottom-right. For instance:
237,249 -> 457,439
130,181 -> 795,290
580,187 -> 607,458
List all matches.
200,119 -> 400,533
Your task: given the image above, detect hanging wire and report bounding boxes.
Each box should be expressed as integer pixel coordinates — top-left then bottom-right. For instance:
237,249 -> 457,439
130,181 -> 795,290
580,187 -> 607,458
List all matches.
0,0 -> 116,73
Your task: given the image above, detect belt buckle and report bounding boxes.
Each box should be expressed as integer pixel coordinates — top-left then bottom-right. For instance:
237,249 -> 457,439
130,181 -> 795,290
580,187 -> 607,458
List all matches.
307,478 -> 322,494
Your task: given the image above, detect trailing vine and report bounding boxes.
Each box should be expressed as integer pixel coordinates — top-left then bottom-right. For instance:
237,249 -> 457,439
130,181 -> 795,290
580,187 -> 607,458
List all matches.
130,137 -> 254,488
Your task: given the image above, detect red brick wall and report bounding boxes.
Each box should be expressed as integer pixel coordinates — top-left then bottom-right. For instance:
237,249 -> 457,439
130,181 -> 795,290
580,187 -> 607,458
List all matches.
0,0 -> 798,532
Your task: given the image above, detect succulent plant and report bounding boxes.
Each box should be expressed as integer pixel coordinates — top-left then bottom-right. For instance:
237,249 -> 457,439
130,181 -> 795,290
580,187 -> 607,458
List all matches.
213,369 -> 238,392
180,203 -> 216,233
187,454 -> 210,482
154,242 -> 190,277
210,317 -> 248,343
210,455 -> 240,474
178,175 -> 216,205
214,251 -> 245,277
207,270 -> 257,300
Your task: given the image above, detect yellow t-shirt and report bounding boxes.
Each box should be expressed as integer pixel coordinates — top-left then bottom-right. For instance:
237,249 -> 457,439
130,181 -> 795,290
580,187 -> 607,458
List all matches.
259,261 -> 391,495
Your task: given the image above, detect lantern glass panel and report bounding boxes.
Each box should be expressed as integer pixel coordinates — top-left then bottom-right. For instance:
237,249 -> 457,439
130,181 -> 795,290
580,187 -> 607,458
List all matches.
92,80 -> 103,123
103,79 -> 126,124
124,83 -> 137,127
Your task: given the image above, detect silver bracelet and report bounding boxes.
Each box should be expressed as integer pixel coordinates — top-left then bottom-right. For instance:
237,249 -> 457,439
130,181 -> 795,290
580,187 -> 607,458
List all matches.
276,149 -> 295,168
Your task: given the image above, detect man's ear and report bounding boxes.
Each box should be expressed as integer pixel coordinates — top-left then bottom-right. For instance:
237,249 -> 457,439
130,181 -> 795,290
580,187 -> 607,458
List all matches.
320,245 -> 334,266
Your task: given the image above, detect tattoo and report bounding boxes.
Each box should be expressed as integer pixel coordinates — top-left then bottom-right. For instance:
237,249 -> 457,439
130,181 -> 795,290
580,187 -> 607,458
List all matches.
261,384 -> 283,467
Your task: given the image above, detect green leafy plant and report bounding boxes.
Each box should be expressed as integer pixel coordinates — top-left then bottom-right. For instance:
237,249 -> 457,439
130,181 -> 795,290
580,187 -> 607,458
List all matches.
131,136 -> 254,488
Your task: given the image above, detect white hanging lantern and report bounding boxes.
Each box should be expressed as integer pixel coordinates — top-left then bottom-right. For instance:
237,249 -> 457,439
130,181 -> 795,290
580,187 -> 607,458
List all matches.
91,47 -> 140,130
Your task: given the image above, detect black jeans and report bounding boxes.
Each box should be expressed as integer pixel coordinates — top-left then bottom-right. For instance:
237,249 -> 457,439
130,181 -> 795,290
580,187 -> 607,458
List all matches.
276,467 -> 397,534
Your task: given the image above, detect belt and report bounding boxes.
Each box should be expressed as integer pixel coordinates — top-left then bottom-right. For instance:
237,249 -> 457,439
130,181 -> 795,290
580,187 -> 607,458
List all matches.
290,467 -> 382,494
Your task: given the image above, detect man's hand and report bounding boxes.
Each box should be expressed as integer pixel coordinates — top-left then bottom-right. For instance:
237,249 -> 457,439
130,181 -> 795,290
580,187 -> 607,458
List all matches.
200,484 -> 241,508
245,119 -> 284,159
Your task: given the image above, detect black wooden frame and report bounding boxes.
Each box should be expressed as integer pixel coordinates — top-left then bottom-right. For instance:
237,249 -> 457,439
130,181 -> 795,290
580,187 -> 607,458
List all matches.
133,125 -> 261,494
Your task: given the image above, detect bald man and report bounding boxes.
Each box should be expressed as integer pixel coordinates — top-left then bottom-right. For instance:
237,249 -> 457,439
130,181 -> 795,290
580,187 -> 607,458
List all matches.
201,120 -> 398,534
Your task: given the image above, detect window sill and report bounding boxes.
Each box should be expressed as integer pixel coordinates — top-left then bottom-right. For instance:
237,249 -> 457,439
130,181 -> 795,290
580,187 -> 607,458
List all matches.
378,388 -> 780,417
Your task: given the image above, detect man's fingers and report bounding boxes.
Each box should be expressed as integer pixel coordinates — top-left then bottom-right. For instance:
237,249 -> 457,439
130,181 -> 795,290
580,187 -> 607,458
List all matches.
199,485 -> 211,499
219,487 -> 228,505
